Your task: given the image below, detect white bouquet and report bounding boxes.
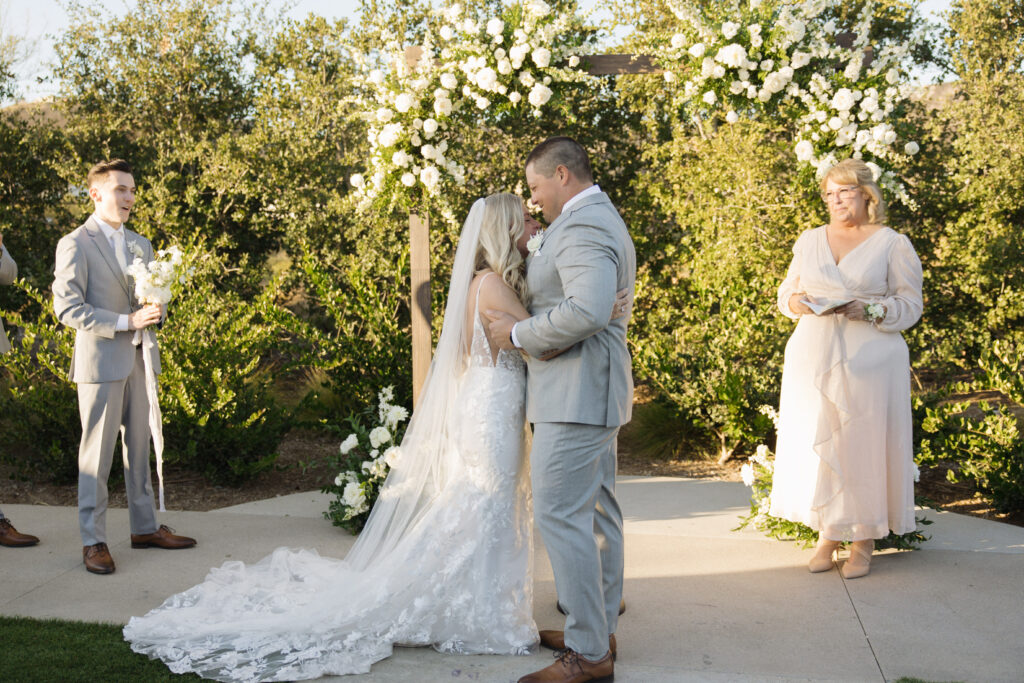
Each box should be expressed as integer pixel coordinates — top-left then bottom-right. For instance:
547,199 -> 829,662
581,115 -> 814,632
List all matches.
125,243 -> 186,305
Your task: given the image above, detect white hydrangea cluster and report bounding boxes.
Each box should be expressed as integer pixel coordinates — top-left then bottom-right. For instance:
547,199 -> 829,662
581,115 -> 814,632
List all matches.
351,1 -> 590,206
659,0 -> 920,204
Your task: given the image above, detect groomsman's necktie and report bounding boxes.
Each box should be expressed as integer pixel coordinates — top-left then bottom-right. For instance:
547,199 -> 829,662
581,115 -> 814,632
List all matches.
111,230 -> 129,273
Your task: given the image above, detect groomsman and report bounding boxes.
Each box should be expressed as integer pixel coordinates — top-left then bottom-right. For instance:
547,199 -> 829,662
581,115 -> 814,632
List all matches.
0,235 -> 40,548
52,159 -> 195,575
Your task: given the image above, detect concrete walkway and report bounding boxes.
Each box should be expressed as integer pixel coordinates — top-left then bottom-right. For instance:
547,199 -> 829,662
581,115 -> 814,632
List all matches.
2,476 -> 1022,682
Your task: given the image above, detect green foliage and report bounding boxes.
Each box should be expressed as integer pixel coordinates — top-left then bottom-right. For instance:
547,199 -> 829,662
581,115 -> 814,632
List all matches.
158,255 -> 296,485
917,342 -> 1024,513
0,280 -> 80,482
629,123 -> 815,461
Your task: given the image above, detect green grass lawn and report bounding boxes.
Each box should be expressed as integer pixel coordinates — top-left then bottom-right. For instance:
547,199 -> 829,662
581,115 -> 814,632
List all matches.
0,616 -> 201,682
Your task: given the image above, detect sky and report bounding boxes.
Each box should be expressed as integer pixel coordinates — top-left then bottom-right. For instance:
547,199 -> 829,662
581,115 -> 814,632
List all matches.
5,0 -> 953,102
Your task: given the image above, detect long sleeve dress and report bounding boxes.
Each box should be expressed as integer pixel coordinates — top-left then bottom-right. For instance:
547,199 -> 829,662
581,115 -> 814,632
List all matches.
769,225 -> 923,541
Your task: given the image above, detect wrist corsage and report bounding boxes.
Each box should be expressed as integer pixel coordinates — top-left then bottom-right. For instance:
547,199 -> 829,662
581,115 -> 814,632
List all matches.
864,302 -> 886,324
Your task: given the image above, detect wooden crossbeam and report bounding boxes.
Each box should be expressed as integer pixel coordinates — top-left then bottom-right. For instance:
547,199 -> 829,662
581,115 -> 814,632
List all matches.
581,54 -> 663,75
410,213 -> 431,407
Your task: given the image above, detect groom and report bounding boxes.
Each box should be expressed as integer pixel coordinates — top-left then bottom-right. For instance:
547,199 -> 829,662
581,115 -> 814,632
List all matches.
488,137 -> 635,683
52,159 -> 195,575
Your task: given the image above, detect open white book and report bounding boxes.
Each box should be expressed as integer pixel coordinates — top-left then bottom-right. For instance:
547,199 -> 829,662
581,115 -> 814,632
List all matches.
801,297 -> 852,316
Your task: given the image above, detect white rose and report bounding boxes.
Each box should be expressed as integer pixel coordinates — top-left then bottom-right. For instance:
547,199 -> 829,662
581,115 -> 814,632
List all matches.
509,44 -> 528,65
392,150 -> 410,167
475,95 -> 490,109
855,129 -> 872,148
400,172 -> 416,187
844,59 -> 861,81
420,165 -> 441,191
831,88 -> 856,112
377,123 -> 402,148
729,80 -> 745,95
341,481 -> 365,509
741,463 -> 755,487
440,73 -> 458,90
794,139 -> 814,161
568,55 -> 580,67
532,47 -> 552,68
700,57 -> 715,78
368,69 -> 385,85
714,43 -> 747,69
792,51 -> 810,68
759,59 -> 774,71
420,144 -> 436,160
823,19 -> 836,34
498,58 -> 512,75
904,141 -> 920,155
688,42 -> 705,58
376,107 -> 394,123
785,19 -> 806,43
349,173 -> 365,189
519,71 -> 536,87
369,426 -> 391,448
383,445 -> 402,469
664,71 -> 677,83
671,33 -> 686,49
423,118 -> 438,136
439,25 -> 454,41
886,68 -> 899,84
712,64 -> 726,79
528,83 -> 552,107
725,110 -> 739,123
750,34 -> 763,48
411,133 -> 422,147
528,0 -> 550,17
828,116 -> 843,131
509,91 -> 522,104
702,90 -> 717,105
486,18 -> 504,36
434,97 -> 453,117
721,21 -> 740,39
476,66 -> 498,91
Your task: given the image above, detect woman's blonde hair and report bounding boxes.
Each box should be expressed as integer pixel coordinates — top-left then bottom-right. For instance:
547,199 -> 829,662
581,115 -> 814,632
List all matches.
476,193 -> 528,303
821,158 -> 888,224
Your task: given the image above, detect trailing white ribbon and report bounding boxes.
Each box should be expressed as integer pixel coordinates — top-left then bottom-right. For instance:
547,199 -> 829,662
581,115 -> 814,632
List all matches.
134,327 -> 166,511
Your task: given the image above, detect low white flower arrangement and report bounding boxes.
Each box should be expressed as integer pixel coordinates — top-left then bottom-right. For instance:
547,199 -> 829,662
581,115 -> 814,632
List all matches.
323,386 -> 410,533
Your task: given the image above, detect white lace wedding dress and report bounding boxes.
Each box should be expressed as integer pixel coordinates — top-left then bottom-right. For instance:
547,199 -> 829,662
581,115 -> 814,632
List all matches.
123,272 -> 537,681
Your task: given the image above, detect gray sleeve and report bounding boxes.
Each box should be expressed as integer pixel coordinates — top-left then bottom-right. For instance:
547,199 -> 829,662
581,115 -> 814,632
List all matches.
0,245 -> 17,285
52,236 -> 118,339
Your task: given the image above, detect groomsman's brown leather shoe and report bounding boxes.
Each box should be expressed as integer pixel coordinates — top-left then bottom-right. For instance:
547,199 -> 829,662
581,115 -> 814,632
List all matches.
130,525 -> 197,549
0,519 -> 40,547
518,648 -> 614,683
539,631 -> 617,661
83,542 -> 116,574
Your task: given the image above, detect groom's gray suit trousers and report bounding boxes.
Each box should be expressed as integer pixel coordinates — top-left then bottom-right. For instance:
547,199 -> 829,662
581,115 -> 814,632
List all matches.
531,421 -> 624,660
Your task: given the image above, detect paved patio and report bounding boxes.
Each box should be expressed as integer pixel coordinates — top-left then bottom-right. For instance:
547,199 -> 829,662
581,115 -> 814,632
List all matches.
2,476 -> 1022,682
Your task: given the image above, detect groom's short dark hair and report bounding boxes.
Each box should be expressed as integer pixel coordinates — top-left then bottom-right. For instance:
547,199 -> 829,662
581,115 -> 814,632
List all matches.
87,159 -> 133,188
526,137 -> 593,183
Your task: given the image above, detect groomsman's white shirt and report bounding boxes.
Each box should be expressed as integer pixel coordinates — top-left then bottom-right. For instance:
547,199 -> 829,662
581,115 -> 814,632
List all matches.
93,215 -> 133,332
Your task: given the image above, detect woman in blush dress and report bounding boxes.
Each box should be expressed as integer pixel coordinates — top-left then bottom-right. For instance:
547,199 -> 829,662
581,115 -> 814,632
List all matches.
769,158 -> 923,580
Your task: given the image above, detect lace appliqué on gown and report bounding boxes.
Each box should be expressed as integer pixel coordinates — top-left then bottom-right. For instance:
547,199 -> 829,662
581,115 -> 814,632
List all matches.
123,286 -> 535,682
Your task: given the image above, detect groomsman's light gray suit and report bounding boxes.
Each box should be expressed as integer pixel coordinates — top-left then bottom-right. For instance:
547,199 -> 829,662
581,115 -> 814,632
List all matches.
0,243 -> 16,355
53,216 -> 161,546
515,188 -> 636,660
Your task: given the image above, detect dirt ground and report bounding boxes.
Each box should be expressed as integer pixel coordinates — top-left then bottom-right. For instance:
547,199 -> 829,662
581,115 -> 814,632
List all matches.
1,430 -> 1020,528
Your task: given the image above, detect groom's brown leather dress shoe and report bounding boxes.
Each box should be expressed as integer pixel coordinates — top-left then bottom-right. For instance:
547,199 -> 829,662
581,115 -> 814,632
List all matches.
0,519 -> 40,547
130,525 -> 197,549
518,648 -> 614,683
539,631 -> 617,661
83,542 -> 116,574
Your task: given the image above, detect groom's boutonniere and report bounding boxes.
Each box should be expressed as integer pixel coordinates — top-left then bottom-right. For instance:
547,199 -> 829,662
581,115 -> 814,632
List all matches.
526,229 -> 545,256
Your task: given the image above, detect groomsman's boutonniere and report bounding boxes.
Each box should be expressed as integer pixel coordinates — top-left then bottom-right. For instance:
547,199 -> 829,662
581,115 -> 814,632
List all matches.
127,240 -> 145,261
526,229 -> 545,256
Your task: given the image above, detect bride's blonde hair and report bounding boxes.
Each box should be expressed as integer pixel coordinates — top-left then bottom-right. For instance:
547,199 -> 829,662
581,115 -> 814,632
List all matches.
476,193 -> 528,303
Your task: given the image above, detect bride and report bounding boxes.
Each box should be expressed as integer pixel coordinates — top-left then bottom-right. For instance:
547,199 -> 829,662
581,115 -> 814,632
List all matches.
124,193 -> 624,681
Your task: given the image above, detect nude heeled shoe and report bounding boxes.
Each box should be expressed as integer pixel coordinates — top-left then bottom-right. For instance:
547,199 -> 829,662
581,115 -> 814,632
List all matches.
808,538 -> 840,573
841,540 -> 874,579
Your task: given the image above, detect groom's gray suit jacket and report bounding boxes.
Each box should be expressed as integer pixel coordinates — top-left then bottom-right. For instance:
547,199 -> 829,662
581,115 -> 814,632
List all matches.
516,191 -> 635,427
0,244 -> 17,354
52,216 -> 160,383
